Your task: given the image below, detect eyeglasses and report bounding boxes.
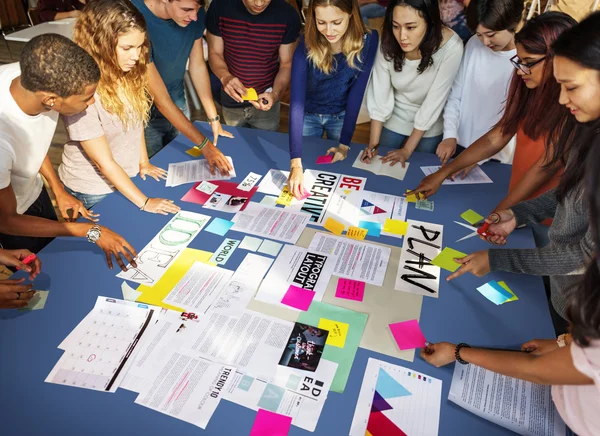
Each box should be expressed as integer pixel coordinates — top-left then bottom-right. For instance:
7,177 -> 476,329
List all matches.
510,55 -> 546,75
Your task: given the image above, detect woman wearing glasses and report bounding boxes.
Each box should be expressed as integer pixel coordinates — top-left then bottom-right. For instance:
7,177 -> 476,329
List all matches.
410,12 -> 576,246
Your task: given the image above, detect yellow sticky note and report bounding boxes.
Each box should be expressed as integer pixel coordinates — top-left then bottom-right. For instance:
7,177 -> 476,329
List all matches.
461,209 -> 485,225
346,226 -> 368,240
405,191 -> 417,203
276,186 -> 294,206
242,88 -> 258,101
498,281 -> 519,302
383,219 -> 408,236
324,217 -> 345,235
186,146 -> 203,158
318,318 -> 349,348
136,248 -> 215,311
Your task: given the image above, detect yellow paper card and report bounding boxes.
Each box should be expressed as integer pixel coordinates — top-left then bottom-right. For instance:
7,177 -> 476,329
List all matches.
324,217 -> 345,235
242,88 -> 258,101
383,219 -> 408,236
498,281 -> 519,302
346,226 -> 368,240
318,318 -> 349,348
136,248 -> 215,311
276,186 -> 294,206
405,190 -> 417,203
186,146 -> 203,158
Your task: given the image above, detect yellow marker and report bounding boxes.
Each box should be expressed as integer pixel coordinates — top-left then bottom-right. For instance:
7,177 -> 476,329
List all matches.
242,88 -> 258,101
383,219 -> 408,236
324,217 -> 345,235
276,186 -> 294,206
346,226 -> 368,240
318,318 -> 349,348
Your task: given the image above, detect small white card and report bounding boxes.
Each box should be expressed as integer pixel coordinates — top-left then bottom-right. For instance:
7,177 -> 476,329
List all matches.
237,172 -> 262,191
196,181 -> 218,195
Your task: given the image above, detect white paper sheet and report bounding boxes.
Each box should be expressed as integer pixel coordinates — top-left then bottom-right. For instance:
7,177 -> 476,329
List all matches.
117,211 -> 210,285
394,219 -> 443,297
421,165 -> 493,185
166,157 -> 235,187
449,363 -> 566,436
135,349 -> 235,429
237,172 -> 262,191
257,169 -> 289,195
255,245 -> 337,309
196,181 -> 217,195
350,358 -> 442,436
162,262 -> 233,313
352,153 -> 410,180
260,196 -> 278,207
257,239 -> 282,257
240,236 -> 263,252
231,202 -> 311,244
308,232 -> 390,286
122,281 -> 142,301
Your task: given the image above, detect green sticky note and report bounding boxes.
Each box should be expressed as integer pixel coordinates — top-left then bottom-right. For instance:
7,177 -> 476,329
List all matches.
18,290 -> 49,311
461,209 -> 485,225
498,281 -> 519,303
297,302 -> 367,393
431,247 -> 467,272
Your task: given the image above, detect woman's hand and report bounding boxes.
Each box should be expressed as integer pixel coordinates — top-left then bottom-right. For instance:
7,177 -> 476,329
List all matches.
288,166 -> 305,199
54,188 -> 99,222
447,250 -> 491,281
139,162 -> 168,182
0,249 -> 42,280
143,198 -> 180,215
210,120 -> 234,147
326,144 -> 349,163
421,342 -> 457,367
360,144 -> 379,163
484,210 -> 517,245
436,138 -> 457,166
381,148 -> 412,168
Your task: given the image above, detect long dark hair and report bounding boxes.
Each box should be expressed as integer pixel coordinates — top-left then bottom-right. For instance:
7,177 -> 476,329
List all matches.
497,12 -> 576,143
548,12 -> 600,204
380,0 -> 442,74
465,0 -> 524,32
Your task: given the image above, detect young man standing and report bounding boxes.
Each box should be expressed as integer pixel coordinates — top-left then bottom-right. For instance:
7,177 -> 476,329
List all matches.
131,0 -> 233,175
0,34 -> 137,271
206,0 -> 301,131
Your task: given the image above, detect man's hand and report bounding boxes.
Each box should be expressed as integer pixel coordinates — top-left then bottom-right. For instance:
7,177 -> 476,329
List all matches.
202,142 -> 233,176
250,91 -> 276,112
407,172 -> 445,200
436,138 -> 457,166
0,249 -> 42,280
326,145 -> 349,163
0,278 -> 35,309
95,227 -> 138,272
210,120 -> 234,147
222,75 -> 247,104
54,188 -> 99,222
483,210 -> 517,245
447,250 -> 491,281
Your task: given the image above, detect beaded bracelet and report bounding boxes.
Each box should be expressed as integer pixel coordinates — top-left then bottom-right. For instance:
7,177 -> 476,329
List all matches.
197,137 -> 209,151
455,343 -> 471,364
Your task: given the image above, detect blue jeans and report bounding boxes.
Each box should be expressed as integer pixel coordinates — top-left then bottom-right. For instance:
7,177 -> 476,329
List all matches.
64,186 -> 108,210
145,99 -> 190,158
222,101 -> 281,132
360,3 -> 386,24
302,111 -> 345,142
379,127 -> 442,154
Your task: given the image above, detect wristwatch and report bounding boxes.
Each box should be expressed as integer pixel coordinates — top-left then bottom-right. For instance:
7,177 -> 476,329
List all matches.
207,115 -> 220,124
86,224 -> 102,244
557,334 -> 568,348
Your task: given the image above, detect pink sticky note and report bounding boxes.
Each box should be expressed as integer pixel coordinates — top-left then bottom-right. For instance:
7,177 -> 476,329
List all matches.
335,278 -> 365,302
316,155 -> 333,164
389,319 -> 427,350
297,188 -> 312,200
281,285 -> 315,311
250,409 -> 292,436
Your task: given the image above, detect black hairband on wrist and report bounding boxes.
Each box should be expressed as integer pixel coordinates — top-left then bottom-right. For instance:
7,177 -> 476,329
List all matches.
455,343 -> 471,365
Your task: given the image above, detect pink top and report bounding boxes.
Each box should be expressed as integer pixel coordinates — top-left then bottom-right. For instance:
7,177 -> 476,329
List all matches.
552,340 -> 600,436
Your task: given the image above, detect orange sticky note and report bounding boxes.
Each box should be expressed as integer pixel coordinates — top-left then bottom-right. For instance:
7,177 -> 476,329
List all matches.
346,226 -> 368,240
243,88 -> 258,101
324,217 -> 345,235
383,219 -> 408,236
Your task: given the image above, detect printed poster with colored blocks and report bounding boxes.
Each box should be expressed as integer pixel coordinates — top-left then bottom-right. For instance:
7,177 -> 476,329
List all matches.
350,358 -> 442,436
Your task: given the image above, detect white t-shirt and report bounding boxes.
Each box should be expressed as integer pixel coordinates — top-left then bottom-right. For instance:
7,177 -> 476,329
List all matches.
367,31 -> 463,138
0,63 -> 59,214
442,36 -> 516,164
552,340 -> 600,436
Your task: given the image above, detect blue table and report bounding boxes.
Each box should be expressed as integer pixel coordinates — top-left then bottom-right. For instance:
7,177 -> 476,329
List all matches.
0,124 -> 555,435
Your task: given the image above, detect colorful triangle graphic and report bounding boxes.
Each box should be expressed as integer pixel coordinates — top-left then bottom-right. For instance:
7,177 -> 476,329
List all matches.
371,390 -> 393,413
344,189 -> 352,195
376,368 -> 412,399
372,206 -> 386,214
367,411 -> 408,436
361,200 -> 375,208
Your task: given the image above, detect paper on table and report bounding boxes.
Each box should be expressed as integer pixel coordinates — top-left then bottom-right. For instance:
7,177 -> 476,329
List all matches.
318,318 -> 349,348
476,280 -> 515,305
449,363 -> 566,435
121,282 -> 142,302
196,181 -> 217,195
461,209 -> 485,225
257,239 -> 282,257
324,217 -> 345,235
281,285 -> 315,311
135,349 -> 235,429
349,191 -> 401,232
297,302 -> 367,393
383,219 -> 408,236
258,169 -> 289,196
166,157 -> 235,187
162,262 -> 233,313
231,202 -> 311,244
209,238 -> 240,265
240,236 -> 263,252
308,232 -> 390,286
405,191 -> 418,203
117,211 -> 210,286
389,319 -> 426,350
238,172 -> 262,191
205,217 -> 234,236
182,180 -> 258,213
260,196 -> 278,207
431,247 -> 467,272
18,290 -> 49,311
250,410 -> 293,436
352,153 -> 410,181
346,227 -> 368,240
335,278 -> 365,302
358,220 -> 381,237
421,165 -> 493,185
349,358 -> 443,436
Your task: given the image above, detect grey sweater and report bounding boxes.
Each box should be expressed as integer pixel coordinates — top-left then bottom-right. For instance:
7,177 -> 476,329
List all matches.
488,187 -> 594,319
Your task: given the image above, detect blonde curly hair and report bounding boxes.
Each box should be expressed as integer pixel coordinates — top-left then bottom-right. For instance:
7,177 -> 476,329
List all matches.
73,0 -> 152,128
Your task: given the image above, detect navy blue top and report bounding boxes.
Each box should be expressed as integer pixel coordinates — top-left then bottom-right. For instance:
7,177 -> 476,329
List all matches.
289,31 -> 378,159
131,0 -> 205,107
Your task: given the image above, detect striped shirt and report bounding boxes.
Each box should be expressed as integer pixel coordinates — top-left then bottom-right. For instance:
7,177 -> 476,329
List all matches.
206,0 -> 301,108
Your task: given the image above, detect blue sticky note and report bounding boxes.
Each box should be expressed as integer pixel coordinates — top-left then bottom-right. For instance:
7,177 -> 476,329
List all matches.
205,217 -> 234,236
476,280 -> 513,305
358,220 -> 382,237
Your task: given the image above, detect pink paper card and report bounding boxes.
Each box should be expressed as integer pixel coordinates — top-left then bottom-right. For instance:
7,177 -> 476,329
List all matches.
335,278 -> 365,302
389,319 -> 426,350
316,155 -> 333,164
281,285 -> 315,311
297,188 -> 312,200
181,180 -> 257,211
250,409 -> 292,436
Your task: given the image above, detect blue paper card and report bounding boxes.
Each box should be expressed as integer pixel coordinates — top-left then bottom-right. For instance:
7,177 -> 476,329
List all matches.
205,217 -> 234,236
358,220 -> 382,237
476,280 -> 513,305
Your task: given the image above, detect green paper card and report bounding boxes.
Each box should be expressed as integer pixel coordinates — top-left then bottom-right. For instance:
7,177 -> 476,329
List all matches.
297,301 -> 367,393
431,247 -> 467,272
19,290 -> 49,311
461,209 -> 485,225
